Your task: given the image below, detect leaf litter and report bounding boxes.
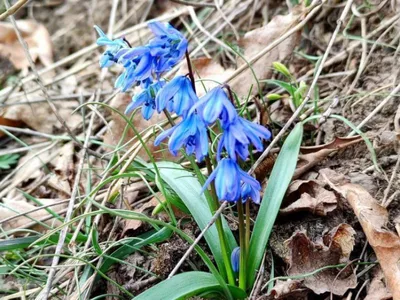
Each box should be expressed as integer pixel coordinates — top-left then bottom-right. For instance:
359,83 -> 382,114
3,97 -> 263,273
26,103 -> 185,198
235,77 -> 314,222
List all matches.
1,1 -> 400,299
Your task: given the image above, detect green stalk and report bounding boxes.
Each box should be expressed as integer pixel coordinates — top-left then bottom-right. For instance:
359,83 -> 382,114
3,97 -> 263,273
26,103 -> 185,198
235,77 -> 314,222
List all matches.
205,157 -> 236,286
237,200 -> 247,290
245,200 -> 250,255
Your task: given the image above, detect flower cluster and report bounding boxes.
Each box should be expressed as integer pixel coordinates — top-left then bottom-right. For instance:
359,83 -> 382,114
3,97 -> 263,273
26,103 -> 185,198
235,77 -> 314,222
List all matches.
95,22 -> 271,204
94,22 -> 189,120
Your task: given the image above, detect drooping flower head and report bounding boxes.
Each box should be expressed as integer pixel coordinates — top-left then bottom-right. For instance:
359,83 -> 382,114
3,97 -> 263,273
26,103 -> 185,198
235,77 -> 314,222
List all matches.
217,117 -> 271,161
156,75 -> 198,117
94,26 -> 129,68
241,181 -> 261,204
125,80 -> 165,120
114,47 -> 154,91
154,112 -> 209,162
194,87 -> 237,126
202,158 -> 261,203
148,21 -> 188,73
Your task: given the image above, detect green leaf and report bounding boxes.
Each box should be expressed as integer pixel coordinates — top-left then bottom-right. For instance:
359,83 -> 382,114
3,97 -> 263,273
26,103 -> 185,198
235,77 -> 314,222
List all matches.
99,227 -> 172,274
135,272 -> 246,300
147,162 -> 237,280
247,123 -> 303,288
0,154 -> 19,169
263,79 -> 296,98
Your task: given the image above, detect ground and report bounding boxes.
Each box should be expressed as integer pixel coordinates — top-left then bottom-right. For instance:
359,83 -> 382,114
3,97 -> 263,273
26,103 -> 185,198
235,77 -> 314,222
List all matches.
0,0 -> 399,299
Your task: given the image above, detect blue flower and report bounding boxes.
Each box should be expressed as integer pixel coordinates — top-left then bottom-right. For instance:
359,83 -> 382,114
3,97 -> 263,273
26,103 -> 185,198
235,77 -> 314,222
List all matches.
231,247 -> 240,273
125,81 -> 165,120
241,181 -> 261,204
155,76 -> 198,116
154,112 -> 209,161
217,117 -> 271,161
94,25 -> 128,68
147,21 -> 188,73
194,87 -> 238,126
114,47 -> 154,91
202,158 -> 261,203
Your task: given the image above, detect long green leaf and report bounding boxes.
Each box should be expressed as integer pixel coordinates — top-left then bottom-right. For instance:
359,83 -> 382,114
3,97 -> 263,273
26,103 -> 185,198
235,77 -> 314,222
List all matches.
148,162 -> 237,280
134,272 -> 246,300
247,123 -> 303,288
99,227 -> 172,274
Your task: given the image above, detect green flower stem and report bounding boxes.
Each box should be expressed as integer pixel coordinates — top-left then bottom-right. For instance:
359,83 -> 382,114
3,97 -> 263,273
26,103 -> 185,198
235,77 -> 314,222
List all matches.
245,200 -> 250,256
184,50 -> 235,286
205,157 -> 236,286
237,199 -> 247,290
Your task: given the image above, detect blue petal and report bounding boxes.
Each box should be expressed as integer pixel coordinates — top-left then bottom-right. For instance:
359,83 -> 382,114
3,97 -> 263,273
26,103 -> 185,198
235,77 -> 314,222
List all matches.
231,247 -> 240,273
154,127 -> 175,146
148,21 -> 170,37
142,103 -> 154,120
155,76 -> 184,112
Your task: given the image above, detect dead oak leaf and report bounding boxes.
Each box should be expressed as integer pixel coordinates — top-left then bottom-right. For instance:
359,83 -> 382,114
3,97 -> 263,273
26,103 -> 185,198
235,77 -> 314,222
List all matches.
230,9 -> 303,98
286,224 -> 357,296
267,280 -> 308,300
0,20 -> 53,70
321,169 -> 400,300
365,267 -> 392,300
281,179 -> 337,216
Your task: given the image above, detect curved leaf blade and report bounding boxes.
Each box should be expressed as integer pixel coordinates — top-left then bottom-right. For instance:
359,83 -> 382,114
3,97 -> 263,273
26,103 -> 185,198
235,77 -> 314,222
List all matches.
134,272 -> 246,300
247,123 -> 303,288
148,161 -> 237,280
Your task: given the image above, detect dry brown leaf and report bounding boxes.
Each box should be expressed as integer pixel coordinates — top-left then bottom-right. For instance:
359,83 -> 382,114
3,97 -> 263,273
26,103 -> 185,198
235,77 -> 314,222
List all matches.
230,9 -> 303,98
47,142 -> 75,196
321,168 -> 400,300
2,95 -> 82,134
178,57 -> 235,96
104,93 -> 175,161
365,267 -> 392,300
122,195 -> 160,235
0,199 -> 64,232
267,280 -> 308,300
281,179 -> 337,216
293,136 -> 363,179
286,224 -> 357,295
0,20 -> 53,69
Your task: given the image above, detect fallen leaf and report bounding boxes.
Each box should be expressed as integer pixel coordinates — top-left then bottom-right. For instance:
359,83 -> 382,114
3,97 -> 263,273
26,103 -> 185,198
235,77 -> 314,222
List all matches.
47,142 -> 75,196
321,168 -> 400,299
0,198 -> 64,233
2,95 -> 82,134
122,194 -> 161,236
281,179 -> 337,216
230,8 -> 303,98
293,136 -> 363,179
365,267 -> 392,300
286,224 -> 357,295
0,20 -> 53,69
267,280 -> 308,300
178,57 -> 234,96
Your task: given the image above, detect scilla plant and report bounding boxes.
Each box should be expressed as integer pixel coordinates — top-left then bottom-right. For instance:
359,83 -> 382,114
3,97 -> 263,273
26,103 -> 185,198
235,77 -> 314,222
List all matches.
95,21 -> 303,299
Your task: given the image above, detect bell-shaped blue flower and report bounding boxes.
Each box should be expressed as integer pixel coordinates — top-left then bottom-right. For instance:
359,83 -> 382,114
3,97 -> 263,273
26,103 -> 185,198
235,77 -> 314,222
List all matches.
231,247 -> 240,273
147,21 -> 188,73
94,25 -> 128,68
241,181 -> 261,204
202,158 -> 261,203
114,47 -> 154,91
217,117 -> 271,161
155,76 -> 198,116
125,81 -> 165,120
154,112 -> 209,161
194,87 -> 238,126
